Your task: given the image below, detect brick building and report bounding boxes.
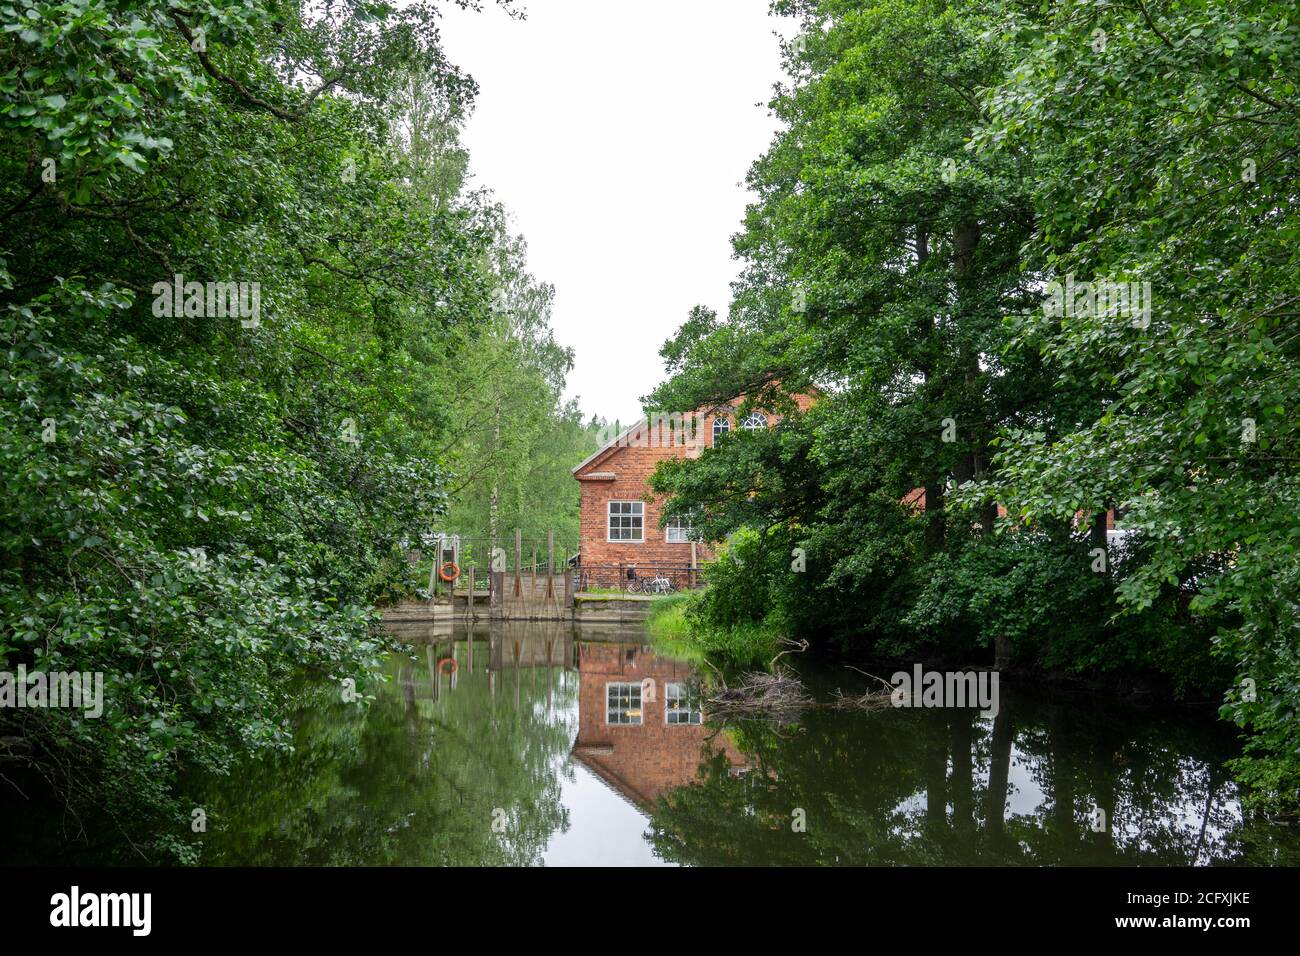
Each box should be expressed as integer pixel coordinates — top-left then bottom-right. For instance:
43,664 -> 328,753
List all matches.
572,393 -> 1123,585
572,396 -> 816,580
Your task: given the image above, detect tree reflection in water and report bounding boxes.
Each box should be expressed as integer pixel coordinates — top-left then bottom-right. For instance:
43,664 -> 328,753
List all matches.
197,621 -> 576,866
647,674 -> 1300,866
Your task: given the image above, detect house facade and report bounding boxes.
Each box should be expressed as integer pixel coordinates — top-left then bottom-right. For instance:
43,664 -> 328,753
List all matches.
572,396 -> 816,577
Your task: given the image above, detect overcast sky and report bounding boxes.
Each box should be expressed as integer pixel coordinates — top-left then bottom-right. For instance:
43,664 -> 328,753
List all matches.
437,0 -> 795,425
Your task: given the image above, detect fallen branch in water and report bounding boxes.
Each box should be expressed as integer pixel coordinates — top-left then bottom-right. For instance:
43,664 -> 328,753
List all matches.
705,670 -> 814,723
830,687 -> 896,710
699,647 -> 907,720
832,665 -> 899,710
768,638 -> 809,670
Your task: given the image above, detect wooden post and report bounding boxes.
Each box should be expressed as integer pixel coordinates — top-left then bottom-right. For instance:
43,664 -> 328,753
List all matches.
427,645 -> 438,703
564,549 -> 574,609
513,528 -> 523,599
467,565 -> 475,620
545,530 -> 556,605
529,543 -> 537,620
690,541 -> 698,590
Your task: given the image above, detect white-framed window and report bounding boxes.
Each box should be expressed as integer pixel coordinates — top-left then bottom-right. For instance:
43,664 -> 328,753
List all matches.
665,515 -> 695,543
739,412 -> 768,431
606,682 -> 642,725
665,682 -> 702,725
607,500 -> 643,541
712,415 -> 731,442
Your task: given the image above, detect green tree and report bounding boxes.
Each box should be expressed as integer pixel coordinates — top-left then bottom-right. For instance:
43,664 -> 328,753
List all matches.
649,0 -> 1060,660
0,0 -> 517,858
970,0 -> 1300,810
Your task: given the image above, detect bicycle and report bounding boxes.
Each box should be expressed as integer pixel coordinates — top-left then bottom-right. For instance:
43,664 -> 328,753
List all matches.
624,571 -> 674,594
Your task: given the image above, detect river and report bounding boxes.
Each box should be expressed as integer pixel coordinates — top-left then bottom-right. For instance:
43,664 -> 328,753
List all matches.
176,617 -> 1300,866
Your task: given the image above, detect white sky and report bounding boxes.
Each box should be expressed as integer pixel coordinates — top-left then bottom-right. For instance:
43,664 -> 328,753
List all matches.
437,0 -> 795,424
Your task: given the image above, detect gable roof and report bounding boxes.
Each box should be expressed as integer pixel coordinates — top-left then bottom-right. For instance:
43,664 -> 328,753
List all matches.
573,389 -> 821,477
571,419 -> 644,476
569,746 -> 654,813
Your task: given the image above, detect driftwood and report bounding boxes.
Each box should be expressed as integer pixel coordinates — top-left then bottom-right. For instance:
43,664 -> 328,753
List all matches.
830,664 -> 898,710
705,671 -> 814,723
768,637 -> 809,670
0,735 -> 32,763
830,687 -> 896,710
703,656 -> 908,720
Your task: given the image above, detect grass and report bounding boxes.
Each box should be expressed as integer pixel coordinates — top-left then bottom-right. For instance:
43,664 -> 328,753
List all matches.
645,593 -> 695,653
646,590 -> 782,675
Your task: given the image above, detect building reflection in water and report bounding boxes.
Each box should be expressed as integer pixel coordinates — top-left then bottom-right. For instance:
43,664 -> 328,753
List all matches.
389,621 -> 740,814
571,641 -> 745,809
175,612 -> 1300,867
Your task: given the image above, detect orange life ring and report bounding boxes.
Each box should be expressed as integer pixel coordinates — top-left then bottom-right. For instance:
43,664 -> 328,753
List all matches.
438,561 -> 459,582
438,657 -> 458,676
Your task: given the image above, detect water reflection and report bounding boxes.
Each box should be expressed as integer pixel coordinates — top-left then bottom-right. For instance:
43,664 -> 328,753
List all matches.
647,685 -> 1300,866
572,642 -> 746,809
198,620 -> 577,866
184,620 -> 1300,866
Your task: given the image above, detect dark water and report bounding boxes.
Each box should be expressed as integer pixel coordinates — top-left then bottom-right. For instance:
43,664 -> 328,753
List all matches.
181,619 -> 1299,866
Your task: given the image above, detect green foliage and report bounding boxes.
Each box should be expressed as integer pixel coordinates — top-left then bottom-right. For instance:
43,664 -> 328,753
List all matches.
968,0 -> 1300,811
649,592 -> 782,675
648,686 -> 1294,865
647,533 -> 785,673
436,218 -> 599,551
905,533 -> 1227,695
192,650 -> 573,867
645,593 -> 693,648
646,0 -> 1299,811
0,0 -> 547,858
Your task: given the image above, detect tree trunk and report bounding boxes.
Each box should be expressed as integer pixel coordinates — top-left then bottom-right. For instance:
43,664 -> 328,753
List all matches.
924,481 -> 946,554
1089,509 -> 1109,573
488,396 -> 501,541
953,220 -> 987,533
994,633 -> 1013,670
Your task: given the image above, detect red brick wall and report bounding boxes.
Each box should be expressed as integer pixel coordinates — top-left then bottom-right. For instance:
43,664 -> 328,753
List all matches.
575,394 -> 817,568
576,434 -> 709,568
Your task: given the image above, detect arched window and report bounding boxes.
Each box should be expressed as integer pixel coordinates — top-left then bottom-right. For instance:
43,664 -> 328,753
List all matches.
739,412 -> 768,431
712,415 -> 731,442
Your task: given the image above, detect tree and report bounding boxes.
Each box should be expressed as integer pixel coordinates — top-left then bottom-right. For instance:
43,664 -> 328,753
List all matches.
0,0 -> 514,858
971,0 -> 1300,810
649,0 -> 1062,660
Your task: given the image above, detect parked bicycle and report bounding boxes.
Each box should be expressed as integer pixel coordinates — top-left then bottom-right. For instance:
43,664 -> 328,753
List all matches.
628,574 -> 675,594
